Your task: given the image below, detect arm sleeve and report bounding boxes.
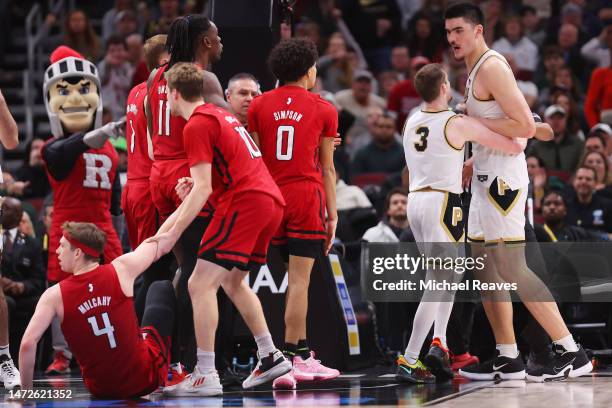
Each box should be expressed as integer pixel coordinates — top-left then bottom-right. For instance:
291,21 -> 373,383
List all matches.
42,133 -> 89,181
184,115 -> 216,167
110,173 -> 122,216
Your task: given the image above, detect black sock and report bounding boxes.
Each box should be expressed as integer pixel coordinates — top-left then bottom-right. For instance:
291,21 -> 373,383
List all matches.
297,339 -> 310,360
283,342 -> 297,361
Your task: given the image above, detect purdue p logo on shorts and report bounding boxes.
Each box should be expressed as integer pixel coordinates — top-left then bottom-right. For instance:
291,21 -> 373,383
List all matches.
441,192 -> 465,242
488,176 -> 520,215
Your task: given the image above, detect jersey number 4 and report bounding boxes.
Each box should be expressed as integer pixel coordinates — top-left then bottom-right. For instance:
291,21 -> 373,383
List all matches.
414,126 -> 429,152
87,312 -> 117,349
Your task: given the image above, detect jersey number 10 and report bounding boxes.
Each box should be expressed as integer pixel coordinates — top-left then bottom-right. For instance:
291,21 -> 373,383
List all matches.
87,312 -> 117,349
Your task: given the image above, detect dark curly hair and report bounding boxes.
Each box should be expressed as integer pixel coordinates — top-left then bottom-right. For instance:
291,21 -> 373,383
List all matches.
268,38 -> 318,83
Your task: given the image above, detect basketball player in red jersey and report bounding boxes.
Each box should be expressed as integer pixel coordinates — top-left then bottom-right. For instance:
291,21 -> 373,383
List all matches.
152,63 -> 291,396
19,222 -> 176,397
248,38 -> 339,389
145,15 -> 228,374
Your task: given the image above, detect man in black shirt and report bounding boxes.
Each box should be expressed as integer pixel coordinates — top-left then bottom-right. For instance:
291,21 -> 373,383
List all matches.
564,166 -> 612,233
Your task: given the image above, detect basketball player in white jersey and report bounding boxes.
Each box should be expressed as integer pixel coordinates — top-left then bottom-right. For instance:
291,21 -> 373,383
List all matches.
0,88 -> 20,389
396,63 -> 523,384
444,2 -> 592,382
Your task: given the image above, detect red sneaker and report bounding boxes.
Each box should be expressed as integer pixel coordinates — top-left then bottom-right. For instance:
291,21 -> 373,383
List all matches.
166,363 -> 188,389
45,351 -> 71,375
451,352 -> 480,371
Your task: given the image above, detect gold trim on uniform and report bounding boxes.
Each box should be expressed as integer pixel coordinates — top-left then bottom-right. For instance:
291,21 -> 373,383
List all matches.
444,114 -> 464,151
487,179 -> 522,216
420,109 -> 451,114
467,235 -> 485,242
484,236 -> 526,247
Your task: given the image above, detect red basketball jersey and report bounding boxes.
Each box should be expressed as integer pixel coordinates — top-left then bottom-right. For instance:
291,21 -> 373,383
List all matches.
148,64 -> 188,162
60,264 -> 156,397
183,104 -> 285,212
125,82 -> 152,181
247,86 -> 338,187
44,140 -> 118,220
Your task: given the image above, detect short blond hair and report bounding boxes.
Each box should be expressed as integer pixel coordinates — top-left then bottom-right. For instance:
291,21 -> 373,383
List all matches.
144,34 -> 167,72
164,63 -> 204,102
62,222 -> 106,260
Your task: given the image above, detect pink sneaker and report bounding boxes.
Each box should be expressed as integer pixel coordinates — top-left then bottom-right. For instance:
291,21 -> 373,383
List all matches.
293,351 -> 340,381
273,370 -> 297,390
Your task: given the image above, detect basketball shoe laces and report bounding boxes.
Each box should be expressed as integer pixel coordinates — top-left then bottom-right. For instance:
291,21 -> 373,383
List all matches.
0,359 -> 17,380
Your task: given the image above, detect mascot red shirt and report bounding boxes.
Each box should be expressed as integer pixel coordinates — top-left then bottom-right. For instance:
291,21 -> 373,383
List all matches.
42,46 -> 123,282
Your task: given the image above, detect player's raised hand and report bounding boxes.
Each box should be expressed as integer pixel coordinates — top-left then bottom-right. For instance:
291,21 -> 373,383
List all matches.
145,229 -> 179,259
175,177 -> 194,201
325,217 -> 338,255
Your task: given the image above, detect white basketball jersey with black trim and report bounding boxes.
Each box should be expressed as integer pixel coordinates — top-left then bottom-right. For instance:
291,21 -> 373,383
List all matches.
465,49 -> 529,190
403,109 -> 464,194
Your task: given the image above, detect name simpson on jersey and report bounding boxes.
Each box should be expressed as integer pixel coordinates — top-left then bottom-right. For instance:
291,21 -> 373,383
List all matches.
273,110 -> 303,122
78,296 -> 112,314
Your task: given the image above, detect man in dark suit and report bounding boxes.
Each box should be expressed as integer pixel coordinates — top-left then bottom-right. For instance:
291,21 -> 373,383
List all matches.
1,197 -> 45,360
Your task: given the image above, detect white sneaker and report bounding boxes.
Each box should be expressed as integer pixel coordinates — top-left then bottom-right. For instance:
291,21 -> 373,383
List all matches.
243,350 -> 292,389
163,366 -> 222,397
0,356 -> 20,389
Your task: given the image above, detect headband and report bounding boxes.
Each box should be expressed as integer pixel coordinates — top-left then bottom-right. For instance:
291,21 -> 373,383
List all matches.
63,232 -> 101,258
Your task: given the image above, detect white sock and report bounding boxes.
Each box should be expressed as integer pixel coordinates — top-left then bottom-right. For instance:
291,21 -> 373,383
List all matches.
433,301 -> 454,350
0,345 -> 10,358
554,335 -> 578,352
254,332 -> 276,357
196,348 -> 216,373
404,301 -> 439,365
496,343 -> 519,359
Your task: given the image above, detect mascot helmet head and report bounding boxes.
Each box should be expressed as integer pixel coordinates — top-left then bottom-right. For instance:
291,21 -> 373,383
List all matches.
43,46 -> 102,138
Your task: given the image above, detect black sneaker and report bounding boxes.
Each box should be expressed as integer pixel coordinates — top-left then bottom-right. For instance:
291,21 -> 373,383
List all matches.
395,355 -> 435,384
423,338 -> 453,382
526,344 -> 593,382
459,351 -> 525,381
242,350 -> 292,389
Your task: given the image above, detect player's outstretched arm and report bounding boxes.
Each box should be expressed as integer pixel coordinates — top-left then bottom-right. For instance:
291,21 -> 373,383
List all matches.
0,89 -> 18,149
113,233 -> 176,297
450,115 -> 523,154
19,286 -> 60,389
474,59 -> 536,139
320,137 -> 338,255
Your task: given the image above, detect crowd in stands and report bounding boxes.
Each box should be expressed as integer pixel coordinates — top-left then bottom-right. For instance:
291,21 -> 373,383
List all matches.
1,0 -> 611,362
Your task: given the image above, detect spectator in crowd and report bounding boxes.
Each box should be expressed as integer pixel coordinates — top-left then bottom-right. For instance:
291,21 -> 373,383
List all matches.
520,5 -> 546,48
226,73 -> 260,127
585,132 -> 607,154
337,170 -> 373,211
534,191 -> 604,242
556,23 -> 587,85
19,212 -> 35,238
549,88 -> 586,139
146,0 -> 181,37
102,0 -> 140,41
114,10 -> 139,38
1,198 -> 45,360
362,187 -> 411,242
8,138 -> 50,200
405,14 -> 444,63
564,166 -> 612,233
504,54 -> 538,109
389,45 -> 411,80
535,46 -> 565,89
581,24 -> 611,68
346,105 -> 383,158
335,70 -> 386,140
589,123 -> 612,158
304,0 -> 341,39
295,21 -> 324,53
127,34 -> 148,86
527,154 -> 548,217
538,66 -> 583,114
318,32 -> 366,93
584,56 -> 612,127
351,111 -> 405,176
340,0 -> 402,72
527,105 -> 584,173
45,9 -> 101,62
582,151 -> 612,195
377,71 -> 399,99
387,58 -> 426,129
98,35 -> 134,121
482,0 -> 505,46
493,15 -> 539,79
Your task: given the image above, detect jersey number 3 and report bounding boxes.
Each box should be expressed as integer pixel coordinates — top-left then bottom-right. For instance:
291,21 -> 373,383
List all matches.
87,312 -> 117,349
414,126 -> 429,152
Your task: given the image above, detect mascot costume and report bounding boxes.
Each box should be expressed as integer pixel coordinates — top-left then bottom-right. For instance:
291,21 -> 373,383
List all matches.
42,46 -> 124,283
